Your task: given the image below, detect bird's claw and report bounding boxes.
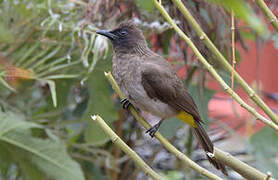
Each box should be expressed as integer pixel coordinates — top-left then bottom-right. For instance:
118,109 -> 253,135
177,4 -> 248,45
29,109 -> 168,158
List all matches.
145,123 -> 160,138
120,98 -> 131,109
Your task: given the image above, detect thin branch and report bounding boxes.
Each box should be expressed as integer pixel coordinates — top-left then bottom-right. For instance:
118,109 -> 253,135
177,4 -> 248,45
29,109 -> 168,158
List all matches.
105,72 -> 222,180
230,10 -> 240,117
105,72 -> 274,180
214,148 -> 275,180
152,0 -> 278,132
110,110 -> 124,180
128,148 -> 161,180
254,0 -> 278,32
170,0 -> 278,124
91,115 -> 163,180
231,10 -> 236,91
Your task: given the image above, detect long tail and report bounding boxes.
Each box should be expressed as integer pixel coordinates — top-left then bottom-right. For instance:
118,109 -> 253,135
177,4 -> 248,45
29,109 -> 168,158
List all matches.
192,121 -> 228,175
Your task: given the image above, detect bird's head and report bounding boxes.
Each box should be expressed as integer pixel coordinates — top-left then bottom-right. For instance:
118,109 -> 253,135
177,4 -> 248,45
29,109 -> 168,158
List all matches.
96,21 -> 148,53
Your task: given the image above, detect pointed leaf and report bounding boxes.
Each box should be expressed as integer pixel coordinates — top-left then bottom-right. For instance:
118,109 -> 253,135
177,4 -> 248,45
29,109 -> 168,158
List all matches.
82,60 -> 118,146
0,111 -> 85,180
45,80 -> 57,107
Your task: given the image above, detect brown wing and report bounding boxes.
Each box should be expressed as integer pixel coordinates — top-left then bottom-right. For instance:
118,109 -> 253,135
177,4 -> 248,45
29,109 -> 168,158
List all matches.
142,61 -> 227,174
141,62 -> 202,122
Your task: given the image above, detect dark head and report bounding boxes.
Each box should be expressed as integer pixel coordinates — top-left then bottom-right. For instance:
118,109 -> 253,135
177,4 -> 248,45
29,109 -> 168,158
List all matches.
96,21 -> 148,54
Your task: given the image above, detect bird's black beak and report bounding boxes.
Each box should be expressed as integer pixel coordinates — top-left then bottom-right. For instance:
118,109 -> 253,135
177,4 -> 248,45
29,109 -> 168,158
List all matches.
96,30 -> 117,40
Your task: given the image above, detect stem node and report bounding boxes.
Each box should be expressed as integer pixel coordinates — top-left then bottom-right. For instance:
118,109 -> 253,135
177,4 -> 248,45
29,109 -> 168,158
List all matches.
200,34 -> 205,40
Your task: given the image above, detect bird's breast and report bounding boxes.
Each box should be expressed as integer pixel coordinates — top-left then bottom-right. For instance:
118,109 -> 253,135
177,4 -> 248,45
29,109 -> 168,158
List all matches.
113,57 -> 177,119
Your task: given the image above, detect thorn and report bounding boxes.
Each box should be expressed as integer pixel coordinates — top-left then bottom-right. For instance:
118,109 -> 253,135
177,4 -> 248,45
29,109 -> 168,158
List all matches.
91,115 -> 97,121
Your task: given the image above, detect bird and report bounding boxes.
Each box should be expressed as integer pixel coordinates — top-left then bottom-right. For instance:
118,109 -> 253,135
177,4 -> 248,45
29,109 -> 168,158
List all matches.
96,20 -> 227,175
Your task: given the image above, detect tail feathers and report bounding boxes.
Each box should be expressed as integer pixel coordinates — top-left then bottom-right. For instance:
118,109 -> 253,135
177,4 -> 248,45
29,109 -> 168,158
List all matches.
192,121 -> 228,176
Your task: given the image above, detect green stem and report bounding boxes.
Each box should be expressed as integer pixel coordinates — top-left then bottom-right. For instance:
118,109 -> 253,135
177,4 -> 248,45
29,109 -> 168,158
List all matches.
152,0 -> 278,131
214,148 -> 274,180
36,61 -> 80,78
170,0 -> 278,124
15,42 -> 40,67
105,72 -> 222,180
20,46 -> 52,68
36,56 -> 67,73
91,115 -> 163,180
30,45 -> 62,70
105,71 -> 273,180
254,0 -> 278,32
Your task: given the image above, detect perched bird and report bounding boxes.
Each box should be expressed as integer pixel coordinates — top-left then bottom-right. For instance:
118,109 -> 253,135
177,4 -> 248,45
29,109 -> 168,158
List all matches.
96,21 -> 227,175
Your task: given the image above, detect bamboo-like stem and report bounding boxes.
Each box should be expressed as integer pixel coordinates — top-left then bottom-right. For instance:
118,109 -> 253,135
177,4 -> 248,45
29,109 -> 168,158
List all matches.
231,10 -> 236,90
254,0 -> 278,32
104,72 -> 222,180
214,148 -> 274,180
105,72 -> 274,180
170,0 -> 278,124
230,10 -> 239,116
91,115 -> 163,180
152,0 -> 278,131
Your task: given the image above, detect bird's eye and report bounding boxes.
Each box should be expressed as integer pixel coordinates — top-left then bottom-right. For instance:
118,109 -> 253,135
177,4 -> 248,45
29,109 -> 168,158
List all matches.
120,30 -> 128,36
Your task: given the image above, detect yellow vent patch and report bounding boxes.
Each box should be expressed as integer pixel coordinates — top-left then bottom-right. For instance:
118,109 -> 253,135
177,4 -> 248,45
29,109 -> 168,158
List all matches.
176,111 -> 197,127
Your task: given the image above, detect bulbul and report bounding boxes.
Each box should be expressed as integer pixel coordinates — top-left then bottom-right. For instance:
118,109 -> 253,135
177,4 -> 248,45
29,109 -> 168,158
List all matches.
97,21 -> 227,175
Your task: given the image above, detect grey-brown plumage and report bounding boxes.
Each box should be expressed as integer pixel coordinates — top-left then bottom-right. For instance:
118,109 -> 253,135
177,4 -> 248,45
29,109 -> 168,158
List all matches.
96,21 -> 227,175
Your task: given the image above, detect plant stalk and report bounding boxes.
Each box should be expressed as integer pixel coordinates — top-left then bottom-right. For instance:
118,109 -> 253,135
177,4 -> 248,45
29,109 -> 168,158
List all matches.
152,0 -> 278,131
170,0 -> 278,124
254,0 -> 278,32
214,148 -> 275,180
105,72 -> 274,180
105,71 -> 222,180
91,115 -> 163,180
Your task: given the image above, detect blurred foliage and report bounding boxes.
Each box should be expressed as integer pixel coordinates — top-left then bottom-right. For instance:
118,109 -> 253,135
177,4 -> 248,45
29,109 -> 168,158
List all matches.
0,0 -> 277,179
206,0 -> 268,36
0,110 -> 84,180
250,127 -> 278,178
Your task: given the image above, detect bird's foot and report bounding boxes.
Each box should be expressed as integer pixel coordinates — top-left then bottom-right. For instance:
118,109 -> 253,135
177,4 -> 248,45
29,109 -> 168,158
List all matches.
145,121 -> 162,138
120,98 -> 131,109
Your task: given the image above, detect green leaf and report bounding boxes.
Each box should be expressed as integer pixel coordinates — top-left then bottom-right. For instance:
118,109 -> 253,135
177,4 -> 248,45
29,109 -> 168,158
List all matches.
0,76 -> 16,92
18,158 -> 44,180
187,84 -> 215,127
271,34 -> 278,49
45,80 -> 57,107
162,29 -> 174,55
0,111 -> 85,180
84,161 -> 108,180
135,0 -> 155,12
163,171 -> 183,180
240,31 -> 256,41
249,127 -> 278,178
0,22 -> 14,43
82,60 -> 118,146
206,0 -> 267,36
0,112 -> 40,135
0,144 -> 13,178
160,117 -> 184,139
218,70 -> 239,89
44,74 -> 80,80
56,79 -> 76,108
